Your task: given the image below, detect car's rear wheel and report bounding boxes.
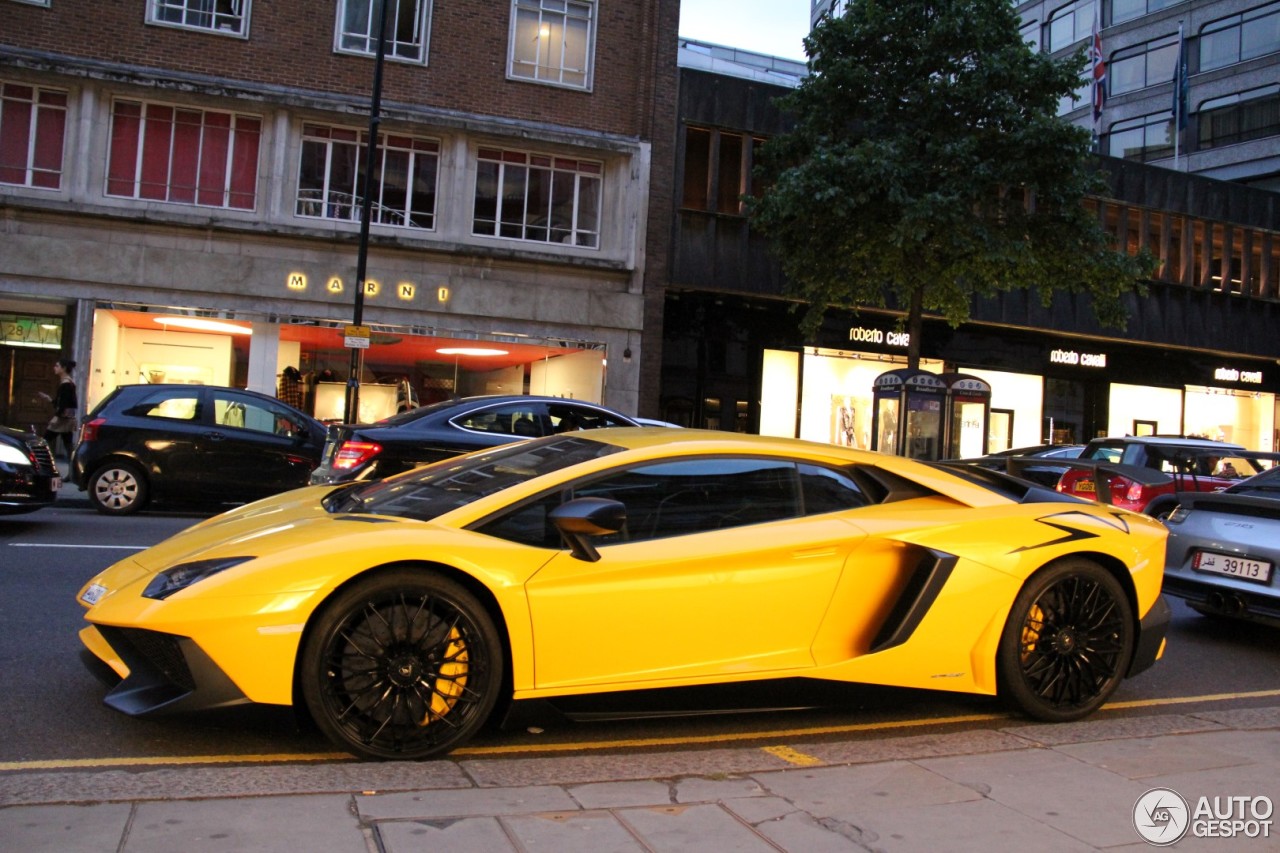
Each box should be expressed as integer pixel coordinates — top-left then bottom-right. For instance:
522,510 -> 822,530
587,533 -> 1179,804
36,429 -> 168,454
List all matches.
997,559 -> 1134,722
300,569 -> 503,760
88,461 -> 148,515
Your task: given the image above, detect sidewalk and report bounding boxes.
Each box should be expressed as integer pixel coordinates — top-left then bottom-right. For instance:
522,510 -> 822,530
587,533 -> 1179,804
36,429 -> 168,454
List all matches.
3,705 -> 1278,851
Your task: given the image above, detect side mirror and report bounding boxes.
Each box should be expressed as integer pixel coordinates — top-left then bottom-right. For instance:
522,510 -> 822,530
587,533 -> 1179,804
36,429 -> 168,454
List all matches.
549,497 -> 626,562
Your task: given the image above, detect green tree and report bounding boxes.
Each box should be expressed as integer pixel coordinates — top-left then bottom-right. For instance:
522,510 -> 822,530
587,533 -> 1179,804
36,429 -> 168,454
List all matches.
748,0 -> 1154,366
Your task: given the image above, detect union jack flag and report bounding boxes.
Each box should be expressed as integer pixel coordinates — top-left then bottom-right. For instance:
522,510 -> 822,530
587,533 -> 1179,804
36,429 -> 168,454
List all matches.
1091,9 -> 1106,123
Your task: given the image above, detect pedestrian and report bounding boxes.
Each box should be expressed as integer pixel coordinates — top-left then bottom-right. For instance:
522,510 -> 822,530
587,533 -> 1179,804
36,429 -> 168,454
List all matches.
277,366 -> 304,409
38,357 -> 78,462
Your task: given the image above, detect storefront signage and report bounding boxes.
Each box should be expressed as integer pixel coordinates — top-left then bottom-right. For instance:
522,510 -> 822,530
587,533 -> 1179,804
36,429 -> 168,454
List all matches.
849,327 -> 909,348
0,314 -> 63,349
287,272 -> 307,291
327,277 -> 344,294
1050,348 -> 1107,368
1214,367 -> 1263,384
397,283 -> 415,301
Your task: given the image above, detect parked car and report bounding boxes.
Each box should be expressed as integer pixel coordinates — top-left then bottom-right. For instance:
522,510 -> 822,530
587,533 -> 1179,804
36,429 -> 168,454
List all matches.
0,425 -> 59,515
1162,464 -> 1280,627
77,429 -> 1169,761
1056,436 -> 1267,517
72,384 -> 327,515
309,394 -> 642,483
954,444 -> 1085,488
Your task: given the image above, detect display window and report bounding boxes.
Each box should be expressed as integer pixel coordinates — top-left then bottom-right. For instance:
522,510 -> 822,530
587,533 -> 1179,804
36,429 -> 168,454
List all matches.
964,368 -> 1044,452
1183,385 -> 1276,451
1107,383 -> 1183,437
84,305 -> 607,422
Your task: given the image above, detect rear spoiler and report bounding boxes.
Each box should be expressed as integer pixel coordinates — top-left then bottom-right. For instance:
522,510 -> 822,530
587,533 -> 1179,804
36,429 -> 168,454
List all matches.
1003,458 -> 1171,504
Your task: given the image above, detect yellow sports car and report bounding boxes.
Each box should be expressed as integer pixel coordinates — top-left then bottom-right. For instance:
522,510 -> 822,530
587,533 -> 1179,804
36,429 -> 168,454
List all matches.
76,429 -> 1170,760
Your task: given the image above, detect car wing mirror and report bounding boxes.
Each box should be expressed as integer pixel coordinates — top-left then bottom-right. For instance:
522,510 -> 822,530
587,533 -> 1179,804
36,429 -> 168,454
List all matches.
549,497 -> 627,563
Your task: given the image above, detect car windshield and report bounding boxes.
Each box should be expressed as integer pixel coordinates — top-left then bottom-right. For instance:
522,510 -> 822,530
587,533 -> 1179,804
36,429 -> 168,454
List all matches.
323,435 -> 623,520
1226,465 -> 1280,495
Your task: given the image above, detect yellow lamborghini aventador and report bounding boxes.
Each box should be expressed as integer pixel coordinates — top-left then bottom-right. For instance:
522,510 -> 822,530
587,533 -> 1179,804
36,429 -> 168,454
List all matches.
76,429 -> 1170,760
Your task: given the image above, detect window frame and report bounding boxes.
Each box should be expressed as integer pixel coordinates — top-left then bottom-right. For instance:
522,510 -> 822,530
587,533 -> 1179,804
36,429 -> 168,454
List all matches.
334,0 -> 432,65
295,122 -> 440,231
0,81 -> 67,190
507,0 -> 597,91
1108,33 -> 1179,97
1198,85 -> 1280,149
146,0 -> 251,38
471,145 -> 603,248
1200,1 -> 1280,72
1106,109 -> 1176,162
105,98 -> 262,211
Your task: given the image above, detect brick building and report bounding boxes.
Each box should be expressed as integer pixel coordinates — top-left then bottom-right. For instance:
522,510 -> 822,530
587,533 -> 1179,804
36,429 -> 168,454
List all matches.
0,0 -> 677,427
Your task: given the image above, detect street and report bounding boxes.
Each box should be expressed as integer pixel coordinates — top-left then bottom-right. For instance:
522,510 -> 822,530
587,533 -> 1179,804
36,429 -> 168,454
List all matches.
2,499 -> 1279,771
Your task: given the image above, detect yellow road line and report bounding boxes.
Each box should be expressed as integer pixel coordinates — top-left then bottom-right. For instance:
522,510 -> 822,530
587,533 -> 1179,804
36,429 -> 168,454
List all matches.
3,688 -> 1277,772
762,745 -> 825,766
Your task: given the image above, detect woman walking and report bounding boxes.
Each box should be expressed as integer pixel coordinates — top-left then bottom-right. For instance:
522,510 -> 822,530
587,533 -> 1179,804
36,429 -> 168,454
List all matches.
39,357 -> 78,464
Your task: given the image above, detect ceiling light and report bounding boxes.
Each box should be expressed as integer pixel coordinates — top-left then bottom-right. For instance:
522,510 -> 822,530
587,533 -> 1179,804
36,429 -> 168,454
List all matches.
156,317 -> 253,335
437,347 -> 509,357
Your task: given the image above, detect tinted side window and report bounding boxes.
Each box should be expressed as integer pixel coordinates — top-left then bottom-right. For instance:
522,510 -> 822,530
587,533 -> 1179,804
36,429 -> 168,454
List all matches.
453,403 -> 541,436
798,464 -> 872,514
477,457 -> 802,548
122,389 -> 200,421
212,392 -> 305,437
549,403 -> 631,432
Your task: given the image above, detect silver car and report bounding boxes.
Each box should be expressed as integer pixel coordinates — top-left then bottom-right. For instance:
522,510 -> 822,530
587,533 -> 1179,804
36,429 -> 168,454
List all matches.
1162,465 -> 1280,627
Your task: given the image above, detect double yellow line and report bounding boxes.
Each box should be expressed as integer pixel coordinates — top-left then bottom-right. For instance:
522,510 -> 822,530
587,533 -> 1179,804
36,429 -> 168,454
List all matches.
3,688 -> 1278,772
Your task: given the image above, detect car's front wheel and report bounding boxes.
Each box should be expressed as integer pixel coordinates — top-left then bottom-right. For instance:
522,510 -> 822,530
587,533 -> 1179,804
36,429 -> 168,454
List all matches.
300,569 -> 504,760
88,460 -> 148,515
997,559 -> 1134,722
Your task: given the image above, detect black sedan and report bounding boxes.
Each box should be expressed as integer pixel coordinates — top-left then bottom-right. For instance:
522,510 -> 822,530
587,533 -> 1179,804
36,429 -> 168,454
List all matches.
72,384 -> 328,515
0,425 -> 59,515
309,394 -> 641,483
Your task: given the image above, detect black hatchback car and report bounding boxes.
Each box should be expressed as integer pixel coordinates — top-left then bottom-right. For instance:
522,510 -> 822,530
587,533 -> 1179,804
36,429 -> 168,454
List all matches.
309,394 -> 641,483
72,384 -> 327,515
0,425 -> 60,515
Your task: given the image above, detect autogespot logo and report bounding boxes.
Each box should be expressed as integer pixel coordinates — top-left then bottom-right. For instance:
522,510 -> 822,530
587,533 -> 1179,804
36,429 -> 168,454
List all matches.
1134,788 -> 1190,846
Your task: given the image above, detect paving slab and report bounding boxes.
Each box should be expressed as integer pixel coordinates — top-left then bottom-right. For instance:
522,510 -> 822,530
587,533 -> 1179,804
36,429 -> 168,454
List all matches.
0,802 -> 132,853
123,794 -> 366,853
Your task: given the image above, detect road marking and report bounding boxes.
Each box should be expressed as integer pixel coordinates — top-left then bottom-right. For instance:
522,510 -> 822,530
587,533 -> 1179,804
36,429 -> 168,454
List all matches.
7,543 -> 147,550
762,745 -> 825,766
4,688 -> 1279,772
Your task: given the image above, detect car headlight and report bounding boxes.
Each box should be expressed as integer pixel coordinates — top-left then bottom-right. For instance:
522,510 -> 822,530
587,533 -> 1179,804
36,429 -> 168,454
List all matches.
1164,505 -> 1191,525
143,557 -> 254,600
0,444 -> 32,466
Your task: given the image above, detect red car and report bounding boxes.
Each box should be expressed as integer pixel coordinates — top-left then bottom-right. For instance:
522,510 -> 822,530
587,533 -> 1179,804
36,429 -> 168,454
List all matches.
1056,436 -> 1264,517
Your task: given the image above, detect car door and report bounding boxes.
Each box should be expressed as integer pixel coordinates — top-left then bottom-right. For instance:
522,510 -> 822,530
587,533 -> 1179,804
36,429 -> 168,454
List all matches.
198,389 -> 321,500
513,457 -> 868,690
112,386 -> 206,497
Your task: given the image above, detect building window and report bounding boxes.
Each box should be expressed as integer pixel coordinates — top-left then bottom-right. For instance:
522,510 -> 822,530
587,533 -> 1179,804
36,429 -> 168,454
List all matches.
147,0 -> 250,36
1058,71 -> 1092,116
1044,0 -> 1092,54
1107,110 -> 1174,162
106,100 -> 261,209
681,127 -> 767,215
1198,85 -> 1280,149
336,0 -> 430,63
1110,0 -> 1181,27
508,0 -> 596,89
296,124 -> 439,230
472,147 -> 602,248
1109,33 -> 1179,96
1200,2 -> 1280,72
0,82 -> 66,190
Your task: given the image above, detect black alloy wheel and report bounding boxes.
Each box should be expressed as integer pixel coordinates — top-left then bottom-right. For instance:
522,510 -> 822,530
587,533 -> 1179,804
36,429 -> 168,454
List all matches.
300,569 -> 503,760
997,559 -> 1135,722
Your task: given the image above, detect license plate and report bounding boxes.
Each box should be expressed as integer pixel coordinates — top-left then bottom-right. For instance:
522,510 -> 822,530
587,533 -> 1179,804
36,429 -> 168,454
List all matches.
1075,479 -> 1095,493
1193,551 -> 1273,583
80,583 -> 108,605
51,477 -> 62,491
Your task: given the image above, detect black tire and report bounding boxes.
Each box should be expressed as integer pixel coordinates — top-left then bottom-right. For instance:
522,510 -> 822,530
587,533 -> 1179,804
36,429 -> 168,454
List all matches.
997,559 -> 1134,722
300,569 -> 504,760
88,460 -> 149,515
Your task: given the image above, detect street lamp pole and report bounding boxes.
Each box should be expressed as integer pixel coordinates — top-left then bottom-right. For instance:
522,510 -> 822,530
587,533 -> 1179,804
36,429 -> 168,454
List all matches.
344,0 -> 393,424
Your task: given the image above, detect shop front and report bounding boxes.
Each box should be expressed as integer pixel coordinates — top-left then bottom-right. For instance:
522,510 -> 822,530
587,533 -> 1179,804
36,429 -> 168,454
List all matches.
83,303 -> 611,424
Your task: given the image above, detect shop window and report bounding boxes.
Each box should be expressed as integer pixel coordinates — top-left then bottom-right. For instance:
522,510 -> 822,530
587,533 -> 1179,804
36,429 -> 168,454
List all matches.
1200,2 -> 1280,72
106,99 -> 260,210
472,147 -> 601,248
296,124 -> 439,230
989,409 -> 1014,454
0,81 -> 66,190
1198,86 -> 1280,150
148,0 -> 249,36
508,0 -> 595,90
336,0 -> 431,63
